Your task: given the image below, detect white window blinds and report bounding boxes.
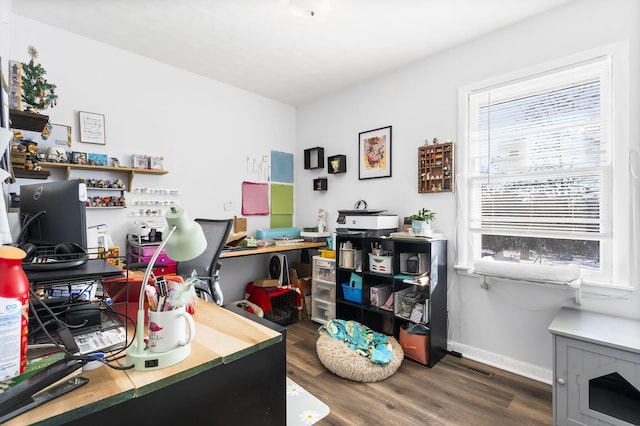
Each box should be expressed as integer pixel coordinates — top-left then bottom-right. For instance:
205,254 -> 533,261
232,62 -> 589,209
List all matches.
467,57 -> 612,242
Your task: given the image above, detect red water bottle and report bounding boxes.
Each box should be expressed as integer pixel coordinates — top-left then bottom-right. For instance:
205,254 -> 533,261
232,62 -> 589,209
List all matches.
0,246 -> 30,379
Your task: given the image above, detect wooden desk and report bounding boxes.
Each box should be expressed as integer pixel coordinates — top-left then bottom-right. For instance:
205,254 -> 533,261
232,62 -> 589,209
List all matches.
7,302 -> 285,425
220,241 -> 326,258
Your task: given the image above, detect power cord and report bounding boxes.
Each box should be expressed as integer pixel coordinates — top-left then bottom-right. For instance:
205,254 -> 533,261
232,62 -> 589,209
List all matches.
28,288 -> 135,371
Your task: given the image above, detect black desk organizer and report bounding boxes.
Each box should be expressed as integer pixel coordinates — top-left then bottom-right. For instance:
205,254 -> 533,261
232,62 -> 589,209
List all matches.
21,244 -> 89,271
26,259 -> 128,353
28,277 -> 122,346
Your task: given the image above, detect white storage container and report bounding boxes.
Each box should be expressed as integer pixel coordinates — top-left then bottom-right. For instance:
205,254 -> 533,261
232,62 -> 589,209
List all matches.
368,254 -> 392,274
311,256 -> 336,324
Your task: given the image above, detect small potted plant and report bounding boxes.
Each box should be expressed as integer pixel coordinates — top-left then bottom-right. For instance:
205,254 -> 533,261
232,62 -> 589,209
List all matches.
409,208 -> 436,236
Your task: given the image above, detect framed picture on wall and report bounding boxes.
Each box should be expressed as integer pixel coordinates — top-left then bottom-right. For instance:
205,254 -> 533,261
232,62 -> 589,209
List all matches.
51,124 -> 72,147
359,126 -> 392,180
72,151 -> 88,165
79,111 -> 106,144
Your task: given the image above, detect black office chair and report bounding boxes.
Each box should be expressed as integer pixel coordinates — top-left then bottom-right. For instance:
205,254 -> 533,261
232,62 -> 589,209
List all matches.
176,218 -> 233,306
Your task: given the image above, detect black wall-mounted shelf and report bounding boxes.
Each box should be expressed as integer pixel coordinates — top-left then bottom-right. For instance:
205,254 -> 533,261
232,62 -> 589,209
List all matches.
304,147 -> 324,169
314,178 -> 327,191
9,109 -> 49,132
328,155 -> 346,174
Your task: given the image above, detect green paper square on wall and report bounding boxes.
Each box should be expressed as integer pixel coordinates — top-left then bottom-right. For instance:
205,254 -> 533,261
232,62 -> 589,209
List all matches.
270,214 -> 293,228
271,184 -> 293,214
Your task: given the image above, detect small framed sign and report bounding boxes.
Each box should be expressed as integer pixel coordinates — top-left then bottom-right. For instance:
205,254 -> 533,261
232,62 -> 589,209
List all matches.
79,111 -> 106,145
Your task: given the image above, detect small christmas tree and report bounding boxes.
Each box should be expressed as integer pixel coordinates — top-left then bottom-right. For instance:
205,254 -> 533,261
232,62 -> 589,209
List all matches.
21,46 -> 58,111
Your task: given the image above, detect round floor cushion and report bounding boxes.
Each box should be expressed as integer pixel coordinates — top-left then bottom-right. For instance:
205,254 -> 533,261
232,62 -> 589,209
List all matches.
316,333 -> 404,382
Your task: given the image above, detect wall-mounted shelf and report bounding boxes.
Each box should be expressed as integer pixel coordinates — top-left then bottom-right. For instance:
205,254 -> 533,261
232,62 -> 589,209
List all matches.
313,177 -> 327,191
328,155 -> 346,174
9,109 -> 49,132
12,169 -> 51,180
38,162 -> 168,189
418,142 -> 454,193
86,186 -> 127,209
87,206 -> 126,210
304,147 -> 325,169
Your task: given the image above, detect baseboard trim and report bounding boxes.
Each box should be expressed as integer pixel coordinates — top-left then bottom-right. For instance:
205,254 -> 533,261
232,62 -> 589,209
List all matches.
448,341 -> 552,385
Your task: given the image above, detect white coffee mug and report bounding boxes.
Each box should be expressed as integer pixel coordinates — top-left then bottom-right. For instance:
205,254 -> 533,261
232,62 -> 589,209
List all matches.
147,306 -> 195,353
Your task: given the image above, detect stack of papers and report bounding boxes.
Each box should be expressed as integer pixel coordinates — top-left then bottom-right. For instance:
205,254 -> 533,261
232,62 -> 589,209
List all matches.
73,327 -> 127,355
274,238 -> 305,246
389,231 -> 446,240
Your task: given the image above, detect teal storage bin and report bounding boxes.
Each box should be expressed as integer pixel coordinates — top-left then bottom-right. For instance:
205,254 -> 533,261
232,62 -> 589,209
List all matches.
255,228 -> 301,240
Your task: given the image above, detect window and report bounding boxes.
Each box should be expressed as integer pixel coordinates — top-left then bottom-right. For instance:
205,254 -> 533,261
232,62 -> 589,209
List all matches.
458,45 -> 630,287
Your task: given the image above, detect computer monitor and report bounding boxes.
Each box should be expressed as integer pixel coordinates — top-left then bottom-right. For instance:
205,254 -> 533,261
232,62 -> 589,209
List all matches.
18,179 -> 88,249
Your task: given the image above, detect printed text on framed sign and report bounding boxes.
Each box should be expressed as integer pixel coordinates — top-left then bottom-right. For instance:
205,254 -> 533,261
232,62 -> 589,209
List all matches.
79,111 -> 106,144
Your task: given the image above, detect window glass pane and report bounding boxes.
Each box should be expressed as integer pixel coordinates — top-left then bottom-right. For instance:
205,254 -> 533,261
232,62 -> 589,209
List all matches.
481,235 -> 599,269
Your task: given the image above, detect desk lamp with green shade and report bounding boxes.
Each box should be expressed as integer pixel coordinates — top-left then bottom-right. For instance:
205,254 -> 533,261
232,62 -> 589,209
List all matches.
125,205 -> 207,371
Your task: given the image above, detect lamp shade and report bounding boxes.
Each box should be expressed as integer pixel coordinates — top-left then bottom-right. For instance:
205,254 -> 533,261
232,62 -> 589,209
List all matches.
164,207 -> 207,261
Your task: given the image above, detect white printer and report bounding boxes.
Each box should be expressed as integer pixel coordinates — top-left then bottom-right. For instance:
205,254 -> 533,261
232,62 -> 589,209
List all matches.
336,209 -> 398,235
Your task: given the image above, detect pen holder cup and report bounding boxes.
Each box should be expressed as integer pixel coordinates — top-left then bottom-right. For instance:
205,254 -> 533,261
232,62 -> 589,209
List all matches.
147,306 -> 195,353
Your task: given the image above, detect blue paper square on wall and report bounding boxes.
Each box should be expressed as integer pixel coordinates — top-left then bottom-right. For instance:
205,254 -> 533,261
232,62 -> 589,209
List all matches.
271,150 -> 294,183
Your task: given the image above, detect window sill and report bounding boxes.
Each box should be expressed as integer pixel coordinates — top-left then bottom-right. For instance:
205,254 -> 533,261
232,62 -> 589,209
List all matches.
454,263 -> 634,300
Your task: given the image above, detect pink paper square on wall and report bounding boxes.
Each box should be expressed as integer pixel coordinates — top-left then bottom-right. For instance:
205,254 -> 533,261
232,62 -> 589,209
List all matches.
242,181 -> 269,215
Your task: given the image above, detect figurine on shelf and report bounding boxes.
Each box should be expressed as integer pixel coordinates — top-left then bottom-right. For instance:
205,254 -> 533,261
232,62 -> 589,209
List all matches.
317,208 -> 326,233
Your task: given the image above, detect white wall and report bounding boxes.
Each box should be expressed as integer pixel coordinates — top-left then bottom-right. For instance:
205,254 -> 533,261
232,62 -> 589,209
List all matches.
295,0 -> 640,382
5,14 -> 297,302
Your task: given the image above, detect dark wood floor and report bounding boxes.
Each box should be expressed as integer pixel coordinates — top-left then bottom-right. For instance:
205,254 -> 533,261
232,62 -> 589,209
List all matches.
285,319 -> 552,426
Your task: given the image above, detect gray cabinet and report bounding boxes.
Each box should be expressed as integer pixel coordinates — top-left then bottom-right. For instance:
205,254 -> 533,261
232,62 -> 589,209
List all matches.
549,308 -> 640,426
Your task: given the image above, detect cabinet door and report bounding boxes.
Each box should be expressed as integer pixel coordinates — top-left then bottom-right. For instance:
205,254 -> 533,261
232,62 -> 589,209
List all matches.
555,335 -> 640,426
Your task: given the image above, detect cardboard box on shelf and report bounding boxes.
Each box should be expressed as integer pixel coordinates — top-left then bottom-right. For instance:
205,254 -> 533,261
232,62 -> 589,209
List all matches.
289,262 -> 312,286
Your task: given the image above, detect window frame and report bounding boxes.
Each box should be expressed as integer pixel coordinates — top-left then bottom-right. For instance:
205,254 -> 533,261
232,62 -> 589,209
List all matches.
456,42 -> 631,290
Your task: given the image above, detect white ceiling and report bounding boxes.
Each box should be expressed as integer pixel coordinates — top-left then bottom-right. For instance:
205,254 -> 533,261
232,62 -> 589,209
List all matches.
11,0 -> 573,106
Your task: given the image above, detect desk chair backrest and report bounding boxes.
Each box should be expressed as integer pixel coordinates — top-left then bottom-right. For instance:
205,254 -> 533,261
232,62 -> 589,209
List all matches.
176,218 -> 233,303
